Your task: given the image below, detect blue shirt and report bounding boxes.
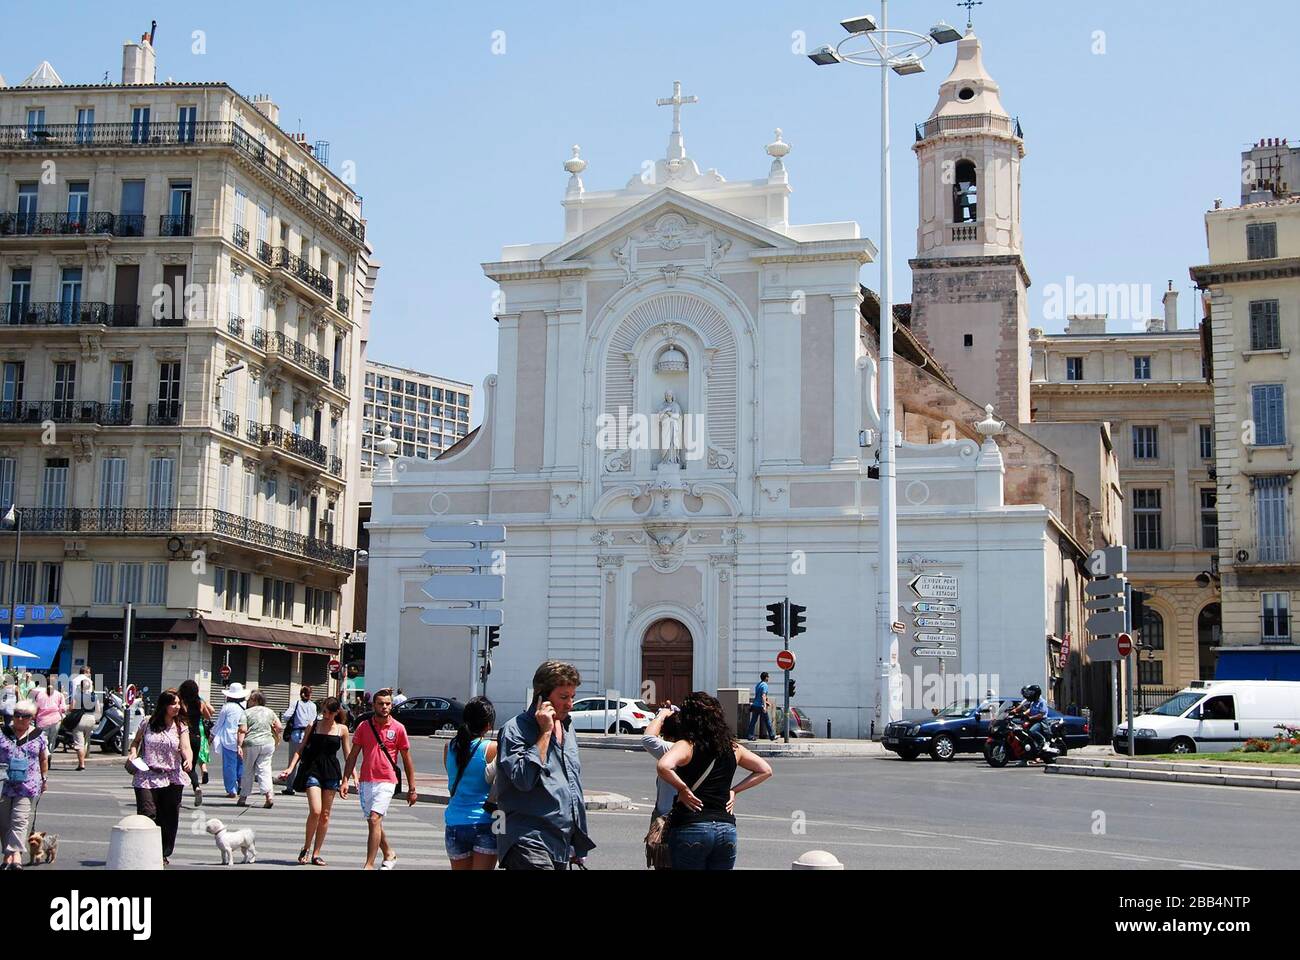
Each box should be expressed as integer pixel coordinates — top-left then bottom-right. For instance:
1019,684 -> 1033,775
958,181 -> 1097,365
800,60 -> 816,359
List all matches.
1021,697 -> 1048,719
752,681 -> 769,708
496,707 -> 591,864
444,738 -> 492,827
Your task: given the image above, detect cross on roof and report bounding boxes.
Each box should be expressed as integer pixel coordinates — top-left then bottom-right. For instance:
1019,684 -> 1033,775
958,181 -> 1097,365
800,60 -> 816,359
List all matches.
656,80 -> 698,162
957,0 -> 983,28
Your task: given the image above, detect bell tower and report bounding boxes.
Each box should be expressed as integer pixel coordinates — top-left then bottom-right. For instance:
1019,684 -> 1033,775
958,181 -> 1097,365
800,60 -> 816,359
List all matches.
909,28 -> 1031,424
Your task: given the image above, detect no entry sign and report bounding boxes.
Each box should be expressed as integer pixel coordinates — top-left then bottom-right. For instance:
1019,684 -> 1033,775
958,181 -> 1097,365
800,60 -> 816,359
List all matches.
776,650 -> 796,671
219,664 -> 231,680
329,658 -> 341,676
1117,633 -> 1133,657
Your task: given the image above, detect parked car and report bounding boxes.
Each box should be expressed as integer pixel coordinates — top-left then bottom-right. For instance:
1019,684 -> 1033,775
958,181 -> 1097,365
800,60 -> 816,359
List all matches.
388,696 -> 465,735
883,697 -> 1090,761
1113,680 -> 1300,754
568,697 -> 654,733
773,704 -> 815,738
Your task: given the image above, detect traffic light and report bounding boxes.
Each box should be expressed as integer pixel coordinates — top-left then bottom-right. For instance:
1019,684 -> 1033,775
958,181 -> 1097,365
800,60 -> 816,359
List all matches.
765,601 -> 785,638
788,603 -> 807,638
486,625 -> 501,650
1130,590 -> 1149,640
787,678 -> 796,698
342,641 -> 366,664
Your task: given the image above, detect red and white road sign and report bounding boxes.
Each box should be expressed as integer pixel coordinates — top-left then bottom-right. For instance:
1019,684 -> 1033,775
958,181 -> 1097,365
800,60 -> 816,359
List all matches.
329,658 -> 341,676
125,684 -> 138,707
776,650 -> 796,671
1116,633 -> 1133,657
219,664 -> 231,680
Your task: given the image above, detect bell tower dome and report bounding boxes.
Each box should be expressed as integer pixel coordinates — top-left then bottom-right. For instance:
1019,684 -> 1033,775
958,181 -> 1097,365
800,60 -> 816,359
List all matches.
908,29 -> 1032,424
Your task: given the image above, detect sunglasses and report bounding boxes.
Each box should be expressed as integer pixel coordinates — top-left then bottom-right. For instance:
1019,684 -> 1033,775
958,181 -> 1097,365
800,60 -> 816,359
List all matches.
12,712 -> 34,720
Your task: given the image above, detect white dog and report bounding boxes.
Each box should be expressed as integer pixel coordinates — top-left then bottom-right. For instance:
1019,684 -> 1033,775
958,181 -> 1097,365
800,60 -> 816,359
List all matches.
205,818 -> 257,865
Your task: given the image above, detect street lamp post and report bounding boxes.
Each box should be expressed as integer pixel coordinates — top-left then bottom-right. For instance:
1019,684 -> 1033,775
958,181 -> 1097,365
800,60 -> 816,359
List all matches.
810,3 -> 960,732
2,504 -> 21,674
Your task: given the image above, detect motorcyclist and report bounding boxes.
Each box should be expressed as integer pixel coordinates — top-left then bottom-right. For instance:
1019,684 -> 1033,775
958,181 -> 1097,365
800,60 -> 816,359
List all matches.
1009,684 -> 1052,761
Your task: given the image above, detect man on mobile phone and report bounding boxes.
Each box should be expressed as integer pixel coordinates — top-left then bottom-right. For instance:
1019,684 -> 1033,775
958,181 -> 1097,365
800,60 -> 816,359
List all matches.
342,688 -> 417,869
496,660 -> 594,870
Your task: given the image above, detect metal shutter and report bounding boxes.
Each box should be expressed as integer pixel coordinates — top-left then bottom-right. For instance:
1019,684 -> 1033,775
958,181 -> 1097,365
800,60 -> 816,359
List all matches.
87,639 -> 163,699
301,653 -> 328,688
210,645 -> 248,686
256,650 -> 291,714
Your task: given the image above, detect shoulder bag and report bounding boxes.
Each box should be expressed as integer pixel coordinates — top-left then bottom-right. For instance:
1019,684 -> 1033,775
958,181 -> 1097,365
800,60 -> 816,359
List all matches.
366,717 -> 403,792
643,755 -> 715,870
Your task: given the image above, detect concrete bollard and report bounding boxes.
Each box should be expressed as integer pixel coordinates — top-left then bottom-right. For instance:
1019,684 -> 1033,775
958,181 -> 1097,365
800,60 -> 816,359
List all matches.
107,814 -> 164,870
792,849 -> 844,870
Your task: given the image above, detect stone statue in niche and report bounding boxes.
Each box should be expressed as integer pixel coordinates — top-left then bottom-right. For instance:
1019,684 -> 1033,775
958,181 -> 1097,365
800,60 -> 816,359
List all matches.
657,390 -> 683,469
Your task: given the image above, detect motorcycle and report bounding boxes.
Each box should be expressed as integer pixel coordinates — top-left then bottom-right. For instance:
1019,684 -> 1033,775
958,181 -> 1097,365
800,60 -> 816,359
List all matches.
984,714 -> 1066,767
91,691 -> 128,754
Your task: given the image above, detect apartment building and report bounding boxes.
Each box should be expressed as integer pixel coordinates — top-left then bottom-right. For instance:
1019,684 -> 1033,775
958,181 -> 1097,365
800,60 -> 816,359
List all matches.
1192,172 -> 1299,672
0,29 -> 374,710
360,359 -> 471,469
1030,292 -> 1219,688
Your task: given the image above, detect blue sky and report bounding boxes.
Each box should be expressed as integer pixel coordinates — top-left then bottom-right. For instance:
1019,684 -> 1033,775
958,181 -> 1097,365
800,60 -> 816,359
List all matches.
7,1 -> 1292,425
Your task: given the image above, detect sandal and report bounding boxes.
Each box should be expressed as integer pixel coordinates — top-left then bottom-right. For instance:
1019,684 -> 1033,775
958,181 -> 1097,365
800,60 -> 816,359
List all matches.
311,856 -> 327,866
298,847 -> 310,865
264,798 -> 274,809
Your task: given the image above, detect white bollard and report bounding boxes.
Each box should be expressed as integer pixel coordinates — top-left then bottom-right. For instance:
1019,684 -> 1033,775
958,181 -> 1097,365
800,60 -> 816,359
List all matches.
107,814 -> 164,870
792,849 -> 844,870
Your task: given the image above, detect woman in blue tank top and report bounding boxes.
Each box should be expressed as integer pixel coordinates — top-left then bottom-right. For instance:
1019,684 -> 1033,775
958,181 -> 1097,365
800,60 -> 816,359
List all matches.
443,696 -> 498,870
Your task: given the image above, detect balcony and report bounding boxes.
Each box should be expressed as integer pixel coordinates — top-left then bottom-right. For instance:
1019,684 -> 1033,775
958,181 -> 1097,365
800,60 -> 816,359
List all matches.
916,113 -> 1023,141
232,224 -> 250,250
333,371 -> 347,392
248,421 -> 329,467
336,295 -> 349,317
159,214 -> 193,238
114,214 -> 146,237
227,316 -> 246,340
11,506 -> 354,570
1234,535 -> 1296,571
0,301 -> 114,327
267,246 -> 334,298
147,401 -> 182,426
0,120 -> 364,243
98,402 -> 134,426
256,240 -> 272,264
264,330 -> 331,380
951,223 -> 979,242
219,410 -> 240,436
329,455 -> 344,477
0,400 -> 102,425
0,211 -> 119,237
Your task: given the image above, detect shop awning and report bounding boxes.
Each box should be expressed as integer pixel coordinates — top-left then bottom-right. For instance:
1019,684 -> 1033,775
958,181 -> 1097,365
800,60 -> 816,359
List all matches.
3,625 -> 66,670
199,617 -> 336,655
67,616 -> 199,641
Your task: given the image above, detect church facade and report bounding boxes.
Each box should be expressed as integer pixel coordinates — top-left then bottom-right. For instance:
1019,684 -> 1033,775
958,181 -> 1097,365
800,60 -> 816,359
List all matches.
366,36 -> 1117,735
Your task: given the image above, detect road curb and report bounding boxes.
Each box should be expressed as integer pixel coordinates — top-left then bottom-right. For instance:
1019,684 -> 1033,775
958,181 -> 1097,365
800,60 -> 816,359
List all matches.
1046,755 -> 1300,790
575,734 -> 887,758
414,786 -> 634,810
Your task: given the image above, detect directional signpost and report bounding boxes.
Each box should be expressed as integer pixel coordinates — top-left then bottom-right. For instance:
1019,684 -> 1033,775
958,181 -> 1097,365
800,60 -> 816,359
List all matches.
1083,545 -> 1134,757
910,574 -> 958,601
420,522 -> 507,697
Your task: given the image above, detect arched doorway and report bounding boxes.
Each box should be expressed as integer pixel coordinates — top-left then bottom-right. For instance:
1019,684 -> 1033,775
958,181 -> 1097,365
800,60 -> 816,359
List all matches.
1198,603 -> 1222,681
641,618 -> 693,707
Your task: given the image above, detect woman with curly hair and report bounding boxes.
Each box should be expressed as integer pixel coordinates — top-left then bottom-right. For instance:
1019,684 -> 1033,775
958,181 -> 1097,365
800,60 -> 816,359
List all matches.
656,691 -> 772,870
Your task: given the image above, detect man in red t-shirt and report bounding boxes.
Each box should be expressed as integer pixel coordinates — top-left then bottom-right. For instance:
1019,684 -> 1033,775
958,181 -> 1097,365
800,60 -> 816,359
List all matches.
342,688 -> 417,869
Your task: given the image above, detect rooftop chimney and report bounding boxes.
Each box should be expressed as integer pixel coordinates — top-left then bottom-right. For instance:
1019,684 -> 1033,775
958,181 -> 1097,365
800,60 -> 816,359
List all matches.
1162,280 -> 1179,331
1066,314 -> 1108,335
250,94 -> 280,125
121,28 -> 156,85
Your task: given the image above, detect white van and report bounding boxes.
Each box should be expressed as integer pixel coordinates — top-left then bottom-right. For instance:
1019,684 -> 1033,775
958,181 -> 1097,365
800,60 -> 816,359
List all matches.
1114,680 -> 1300,754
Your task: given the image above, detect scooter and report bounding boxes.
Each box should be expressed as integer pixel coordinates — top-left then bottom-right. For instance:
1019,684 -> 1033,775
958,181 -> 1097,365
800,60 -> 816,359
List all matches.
91,692 -> 127,754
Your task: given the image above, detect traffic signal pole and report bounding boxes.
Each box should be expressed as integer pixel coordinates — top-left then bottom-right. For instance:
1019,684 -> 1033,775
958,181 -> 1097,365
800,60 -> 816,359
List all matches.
782,597 -> 791,744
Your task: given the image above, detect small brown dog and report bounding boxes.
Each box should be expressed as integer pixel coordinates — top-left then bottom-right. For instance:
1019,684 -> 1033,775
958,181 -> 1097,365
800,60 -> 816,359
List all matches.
27,831 -> 59,865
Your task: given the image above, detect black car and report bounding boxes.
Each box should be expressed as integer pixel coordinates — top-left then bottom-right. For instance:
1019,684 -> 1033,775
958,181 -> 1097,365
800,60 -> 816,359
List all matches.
390,696 -> 465,735
883,697 -> 1091,760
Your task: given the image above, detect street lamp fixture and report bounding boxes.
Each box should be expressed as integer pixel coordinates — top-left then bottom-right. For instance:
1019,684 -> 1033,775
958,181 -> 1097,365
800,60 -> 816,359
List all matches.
840,14 -> 879,33
808,44 -> 843,66
891,54 -> 926,76
929,21 -> 963,44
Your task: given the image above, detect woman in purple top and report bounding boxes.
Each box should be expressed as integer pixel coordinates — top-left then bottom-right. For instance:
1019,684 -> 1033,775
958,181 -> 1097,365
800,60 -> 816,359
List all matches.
125,689 -> 192,864
1,699 -> 49,870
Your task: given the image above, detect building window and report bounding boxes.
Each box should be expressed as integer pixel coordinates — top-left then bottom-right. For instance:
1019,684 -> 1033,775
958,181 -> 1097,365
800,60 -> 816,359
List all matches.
117,562 -> 144,605
1065,357 -> 1083,381
1133,488 -> 1163,550
0,457 -> 14,511
41,458 -> 69,509
1141,608 -> 1165,650
130,106 -> 150,144
1262,592 -> 1290,643
1132,425 -> 1159,460
13,562 -> 35,604
99,457 -> 126,513
25,108 -> 46,136
40,562 -> 62,604
93,563 -> 113,604
963,333 -> 973,348
1254,475 -> 1291,563
1199,424 -> 1214,461
110,362 -> 133,416
177,105 -> 197,143
1250,384 -> 1286,446
67,181 -> 89,222
75,107 -> 94,143
1133,356 -> 1152,380
1249,300 -> 1281,351
147,458 -> 175,510
1138,660 -> 1164,685
1246,222 -> 1278,261
1200,488 -> 1219,550
147,562 -> 167,605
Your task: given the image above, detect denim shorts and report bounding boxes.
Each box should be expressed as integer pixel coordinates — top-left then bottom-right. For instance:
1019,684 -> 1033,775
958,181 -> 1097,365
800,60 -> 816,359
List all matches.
304,775 -> 341,790
445,822 -> 497,861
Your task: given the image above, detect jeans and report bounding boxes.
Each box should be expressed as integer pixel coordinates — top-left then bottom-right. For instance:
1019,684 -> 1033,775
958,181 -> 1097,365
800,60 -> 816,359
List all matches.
746,706 -> 774,740
220,746 -> 243,795
134,784 -> 183,858
1028,721 -> 1051,753
668,820 -> 738,871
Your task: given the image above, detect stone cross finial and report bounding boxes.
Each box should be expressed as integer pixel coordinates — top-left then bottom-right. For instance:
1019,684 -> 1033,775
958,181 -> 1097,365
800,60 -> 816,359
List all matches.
958,0 -> 983,29
656,80 -> 698,161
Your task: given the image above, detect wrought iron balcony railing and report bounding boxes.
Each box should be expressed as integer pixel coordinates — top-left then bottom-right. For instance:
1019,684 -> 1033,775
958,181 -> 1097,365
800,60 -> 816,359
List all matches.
915,113 -> 1023,141
10,506 -> 354,570
219,410 -> 240,435
267,246 -> 334,298
147,401 -> 182,426
1235,534 -> 1296,569
227,316 -> 245,339
0,120 -> 364,243
98,402 -> 134,426
245,419 -> 266,445
332,371 -> 347,392
251,326 -> 267,349
0,301 -> 114,327
265,330 -> 331,380
336,295 -> 350,316
232,224 -> 250,250
256,240 -> 272,264
159,214 -> 193,237
112,213 -> 146,237
247,421 -> 329,466
0,211 -> 120,237
0,400 -> 102,425
329,455 -> 344,477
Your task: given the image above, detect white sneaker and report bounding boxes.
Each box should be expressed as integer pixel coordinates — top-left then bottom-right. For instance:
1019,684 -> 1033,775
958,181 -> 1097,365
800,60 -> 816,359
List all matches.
380,858 -> 396,870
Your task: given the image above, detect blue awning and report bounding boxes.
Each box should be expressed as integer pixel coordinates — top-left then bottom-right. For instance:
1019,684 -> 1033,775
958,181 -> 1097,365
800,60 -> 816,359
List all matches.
3,625 -> 66,671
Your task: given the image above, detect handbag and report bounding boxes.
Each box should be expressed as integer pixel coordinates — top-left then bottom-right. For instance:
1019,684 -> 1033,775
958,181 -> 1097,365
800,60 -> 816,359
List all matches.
643,756 -> 715,870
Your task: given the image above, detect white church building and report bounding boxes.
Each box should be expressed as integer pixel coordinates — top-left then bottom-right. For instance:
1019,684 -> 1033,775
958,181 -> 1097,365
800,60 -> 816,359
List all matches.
366,35 -> 1114,735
